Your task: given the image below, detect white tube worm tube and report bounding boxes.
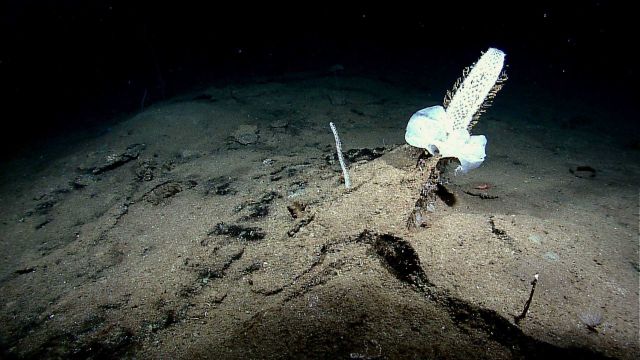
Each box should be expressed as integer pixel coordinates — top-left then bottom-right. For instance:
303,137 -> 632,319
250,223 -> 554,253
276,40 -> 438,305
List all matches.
329,122 -> 351,189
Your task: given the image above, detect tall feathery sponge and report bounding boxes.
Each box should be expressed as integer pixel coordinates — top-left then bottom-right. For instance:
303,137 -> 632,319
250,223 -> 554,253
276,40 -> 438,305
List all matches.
405,48 -> 507,174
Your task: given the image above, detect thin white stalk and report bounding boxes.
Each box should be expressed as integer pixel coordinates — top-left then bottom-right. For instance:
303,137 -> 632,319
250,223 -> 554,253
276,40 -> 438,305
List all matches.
329,122 -> 351,189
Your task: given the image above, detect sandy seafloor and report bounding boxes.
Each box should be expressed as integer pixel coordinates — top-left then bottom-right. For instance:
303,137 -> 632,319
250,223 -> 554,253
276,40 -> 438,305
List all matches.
0,70 -> 638,359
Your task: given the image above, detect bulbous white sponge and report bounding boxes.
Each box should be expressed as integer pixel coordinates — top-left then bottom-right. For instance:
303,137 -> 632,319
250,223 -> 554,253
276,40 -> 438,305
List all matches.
405,48 -> 506,174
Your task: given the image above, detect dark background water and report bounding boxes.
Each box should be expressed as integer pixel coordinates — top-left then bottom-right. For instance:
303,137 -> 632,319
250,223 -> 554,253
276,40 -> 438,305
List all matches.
1,1 -> 635,157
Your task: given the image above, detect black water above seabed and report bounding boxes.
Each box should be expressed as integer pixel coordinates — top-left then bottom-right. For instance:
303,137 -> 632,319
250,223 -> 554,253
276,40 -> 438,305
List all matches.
1,1 -> 637,159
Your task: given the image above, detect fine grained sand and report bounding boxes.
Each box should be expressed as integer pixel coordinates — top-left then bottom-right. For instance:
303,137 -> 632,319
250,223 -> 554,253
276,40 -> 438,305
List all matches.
0,73 -> 638,359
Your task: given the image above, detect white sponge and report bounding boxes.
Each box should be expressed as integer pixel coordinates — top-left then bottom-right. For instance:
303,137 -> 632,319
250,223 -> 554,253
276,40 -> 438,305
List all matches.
405,48 -> 506,174
405,105 -> 487,173
446,48 -> 506,131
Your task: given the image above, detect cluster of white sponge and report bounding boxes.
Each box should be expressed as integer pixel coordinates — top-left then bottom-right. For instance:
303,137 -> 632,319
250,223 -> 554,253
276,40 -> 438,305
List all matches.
405,48 -> 506,174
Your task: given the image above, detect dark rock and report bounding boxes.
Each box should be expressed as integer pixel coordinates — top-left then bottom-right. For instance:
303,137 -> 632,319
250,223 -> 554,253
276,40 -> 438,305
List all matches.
570,165 -> 596,178
240,191 -> 280,220
71,174 -> 97,189
145,180 -> 197,205
232,125 -> 258,145
345,147 -> 388,162
91,144 -> 146,175
287,201 -> 306,219
211,222 -> 265,241
135,159 -> 157,182
326,147 -> 389,166
15,267 -> 36,275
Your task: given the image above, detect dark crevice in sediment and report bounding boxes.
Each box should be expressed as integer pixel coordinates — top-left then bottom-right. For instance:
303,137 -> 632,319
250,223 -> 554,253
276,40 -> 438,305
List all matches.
355,230 -> 433,289
355,230 -> 613,360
